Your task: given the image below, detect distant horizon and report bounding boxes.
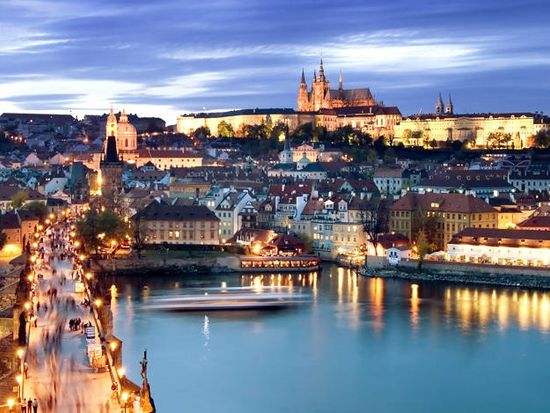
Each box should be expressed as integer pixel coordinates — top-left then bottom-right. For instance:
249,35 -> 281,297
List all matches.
0,0 -> 549,123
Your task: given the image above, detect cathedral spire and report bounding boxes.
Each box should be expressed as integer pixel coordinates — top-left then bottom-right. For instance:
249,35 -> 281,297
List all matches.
313,70 -> 317,82
445,94 -> 454,114
338,70 -> 343,90
435,93 -> 444,115
318,58 -> 325,82
300,68 -> 306,85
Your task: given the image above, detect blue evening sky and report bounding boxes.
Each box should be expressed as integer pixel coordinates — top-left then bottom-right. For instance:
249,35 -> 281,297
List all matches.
0,0 -> 549,123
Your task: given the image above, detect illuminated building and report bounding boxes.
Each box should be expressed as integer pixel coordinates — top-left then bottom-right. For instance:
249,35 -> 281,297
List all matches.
137,200 -> 220,245
390,192 -> 498,250
448,228 -> 550,266
100,136 -> 124,204
394,99 -> 549,148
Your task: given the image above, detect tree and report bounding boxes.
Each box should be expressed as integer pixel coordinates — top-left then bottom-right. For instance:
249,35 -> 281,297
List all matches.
22,201 -> 48,221
401,129 -> 412,146
76,208 -> 126,254
130,212 -> 149,259
487,132 -> 512,149
217,121 -> 235,138
416,230 -> 433,270
192,126 -> 211,139
383,147 -> 396,164
297,234 -> 313,254
10,190 -> 28,209
361,198 -> 390,255
533,129 -> 550,148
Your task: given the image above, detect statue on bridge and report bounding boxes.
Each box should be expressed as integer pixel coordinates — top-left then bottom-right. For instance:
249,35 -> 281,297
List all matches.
140,349 -> 156,413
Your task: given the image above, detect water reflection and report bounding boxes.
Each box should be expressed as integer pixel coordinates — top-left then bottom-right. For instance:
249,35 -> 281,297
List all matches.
239,270 -> 550,334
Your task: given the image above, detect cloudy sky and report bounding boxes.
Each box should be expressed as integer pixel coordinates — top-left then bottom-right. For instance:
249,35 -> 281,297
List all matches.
0,0 -> 549,123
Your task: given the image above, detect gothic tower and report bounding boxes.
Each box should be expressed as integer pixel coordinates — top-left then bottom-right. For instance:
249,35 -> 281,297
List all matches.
311,59 -> 330,111
100,135 -> 124,206
445,94 -> 454,115
297,69 -> 310,112
435,94 -> 444,115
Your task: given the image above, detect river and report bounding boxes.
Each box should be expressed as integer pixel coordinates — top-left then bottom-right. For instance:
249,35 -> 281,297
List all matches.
110,264 -> 550,412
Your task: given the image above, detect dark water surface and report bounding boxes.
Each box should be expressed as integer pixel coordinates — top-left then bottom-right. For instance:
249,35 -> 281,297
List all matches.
110,264 -> 550,412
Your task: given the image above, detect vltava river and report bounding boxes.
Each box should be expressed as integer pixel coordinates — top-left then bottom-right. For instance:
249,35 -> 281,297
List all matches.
110,264 -> 550,412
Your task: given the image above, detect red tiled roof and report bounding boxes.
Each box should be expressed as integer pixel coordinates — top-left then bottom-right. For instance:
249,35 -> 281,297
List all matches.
391,193 -> 495,213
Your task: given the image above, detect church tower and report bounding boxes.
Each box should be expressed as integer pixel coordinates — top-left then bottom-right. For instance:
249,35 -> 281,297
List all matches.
279,136 -> 293,164
445,94 -> 454,115
100,135 -> 124,207
435,94 -> 444,115
311,59 -> 330,111
106,108 -> 118,139
297,69 -> 310,112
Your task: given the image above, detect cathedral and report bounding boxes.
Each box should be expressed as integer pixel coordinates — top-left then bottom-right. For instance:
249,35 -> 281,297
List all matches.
297,60 -> 377,112
105,108 -> 138,159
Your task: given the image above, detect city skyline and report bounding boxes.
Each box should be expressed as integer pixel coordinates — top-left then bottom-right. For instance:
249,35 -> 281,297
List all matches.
0,0 -> 549,121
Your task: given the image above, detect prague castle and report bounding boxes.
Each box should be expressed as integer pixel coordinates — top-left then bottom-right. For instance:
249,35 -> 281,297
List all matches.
297,59 -> 376,111
393,95 -> 549,149
177,60 -> 400,137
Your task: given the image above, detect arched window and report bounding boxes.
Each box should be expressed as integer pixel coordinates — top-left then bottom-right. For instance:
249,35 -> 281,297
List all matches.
125,139 -> 128,148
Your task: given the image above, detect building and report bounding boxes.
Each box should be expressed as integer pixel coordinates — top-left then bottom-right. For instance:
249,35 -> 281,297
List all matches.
105,109 -> 137,159
177,108 -> 307,136
373,167 -> 411,197
297,60 -> 376,111
414,169 -> 515,198
100,136 -> 124,203
448,227 -> 550,267
135,149 -> 202,170
394,106 -> 549,148
176,61 -> 401,137
137,200 -> 220,245
390,192 -> 498,250
509,169 -> 550,193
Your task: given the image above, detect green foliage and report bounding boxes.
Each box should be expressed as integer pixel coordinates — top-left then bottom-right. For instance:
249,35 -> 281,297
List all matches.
22,201 -> 48,221
10,190 -> 28,209
297,233 -> 313,254
192,126 -> 211,139
217,121 -> 235,138
487,132 -> 512,149
533,129 -> 550,148
76,208 -> 127,254
383,147 -> 396,164
416,230 -> 433,270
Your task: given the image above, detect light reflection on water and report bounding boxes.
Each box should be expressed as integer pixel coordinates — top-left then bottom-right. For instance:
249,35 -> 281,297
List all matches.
111,265 -> 550,413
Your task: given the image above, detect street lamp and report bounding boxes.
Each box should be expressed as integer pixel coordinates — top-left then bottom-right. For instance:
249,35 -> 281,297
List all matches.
7,398 -> 14,411
121,391 -> 129,413
117,367 -> 125,379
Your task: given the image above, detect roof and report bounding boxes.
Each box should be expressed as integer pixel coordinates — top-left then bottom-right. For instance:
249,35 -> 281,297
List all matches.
137,149 -> 202,159
450,227 -> 550,243
517,215 -> 550,229
181,108 -> 296,118
0,212 -> 19,229
0,185 -> 46,201
0,113 -> 75,124
137,201 -> 219,222
330,88 -> 373,102
420,169 -> 512,189
374,167 -> 405,179
391,193 -> 496,213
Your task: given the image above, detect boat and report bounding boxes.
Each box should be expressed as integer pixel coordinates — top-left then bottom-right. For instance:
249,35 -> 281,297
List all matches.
145,287 -> 309,312
239,254 -> 320,272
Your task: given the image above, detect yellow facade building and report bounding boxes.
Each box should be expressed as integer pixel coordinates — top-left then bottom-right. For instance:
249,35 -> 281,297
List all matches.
394,112 -> 549,148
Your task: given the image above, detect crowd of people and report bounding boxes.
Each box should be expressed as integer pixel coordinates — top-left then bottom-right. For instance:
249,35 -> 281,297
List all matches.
20,217 -> 115,413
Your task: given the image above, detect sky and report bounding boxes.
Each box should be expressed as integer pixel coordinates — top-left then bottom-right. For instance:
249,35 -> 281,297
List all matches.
0,0 -> 549,124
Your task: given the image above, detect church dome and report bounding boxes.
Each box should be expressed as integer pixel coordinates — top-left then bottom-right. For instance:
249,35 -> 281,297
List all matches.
117,120 -> 137,152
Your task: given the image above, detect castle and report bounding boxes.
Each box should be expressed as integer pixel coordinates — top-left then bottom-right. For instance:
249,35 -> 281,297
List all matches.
297,60 -> 377,112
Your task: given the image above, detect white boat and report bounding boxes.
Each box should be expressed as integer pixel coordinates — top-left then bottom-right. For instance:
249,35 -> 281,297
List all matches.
145,287 -> 309,312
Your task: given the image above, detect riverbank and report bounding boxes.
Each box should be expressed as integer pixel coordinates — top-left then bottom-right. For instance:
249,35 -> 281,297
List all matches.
362,255 -> 550,289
